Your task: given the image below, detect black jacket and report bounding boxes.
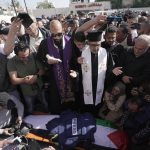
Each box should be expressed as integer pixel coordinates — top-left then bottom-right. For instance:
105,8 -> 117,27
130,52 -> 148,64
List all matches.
101,41 -> 126,88
120,48 -> 150,86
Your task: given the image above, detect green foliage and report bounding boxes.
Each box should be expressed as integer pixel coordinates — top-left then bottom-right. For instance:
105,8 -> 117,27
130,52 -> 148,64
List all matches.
11,0 -> 20,8
36,0 -> 55,9
95,0 -> 122,9
133,0 -> 150,8
96,0 -> 150,8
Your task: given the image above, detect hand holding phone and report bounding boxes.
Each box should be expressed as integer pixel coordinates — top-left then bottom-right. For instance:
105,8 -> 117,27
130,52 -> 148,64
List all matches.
17,12 -> 33,28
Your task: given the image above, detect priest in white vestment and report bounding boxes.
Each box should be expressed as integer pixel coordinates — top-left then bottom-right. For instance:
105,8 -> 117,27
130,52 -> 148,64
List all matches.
79,31 -> 108,116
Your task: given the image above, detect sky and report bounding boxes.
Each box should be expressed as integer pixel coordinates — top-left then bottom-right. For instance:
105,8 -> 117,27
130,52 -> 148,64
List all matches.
0,0 -> 70,9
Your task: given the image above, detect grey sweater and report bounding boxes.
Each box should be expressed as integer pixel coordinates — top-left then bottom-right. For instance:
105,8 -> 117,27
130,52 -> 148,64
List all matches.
0,95 -> 24,134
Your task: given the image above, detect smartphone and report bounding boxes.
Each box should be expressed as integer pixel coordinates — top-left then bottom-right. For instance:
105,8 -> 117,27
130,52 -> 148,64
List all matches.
17,12 -> 33,28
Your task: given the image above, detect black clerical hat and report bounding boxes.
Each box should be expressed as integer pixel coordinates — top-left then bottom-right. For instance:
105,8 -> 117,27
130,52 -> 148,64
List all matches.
87,31 -> 102,42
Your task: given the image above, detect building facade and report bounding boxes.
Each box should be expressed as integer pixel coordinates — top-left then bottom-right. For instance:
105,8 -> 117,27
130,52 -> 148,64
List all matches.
69,1 -> 111,12
70,0 -> 91,3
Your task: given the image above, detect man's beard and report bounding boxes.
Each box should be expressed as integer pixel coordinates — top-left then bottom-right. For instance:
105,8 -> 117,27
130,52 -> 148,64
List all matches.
53,39 -> 63,49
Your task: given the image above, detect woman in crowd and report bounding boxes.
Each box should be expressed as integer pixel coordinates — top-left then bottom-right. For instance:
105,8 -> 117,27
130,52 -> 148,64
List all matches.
99,81 -> 126,122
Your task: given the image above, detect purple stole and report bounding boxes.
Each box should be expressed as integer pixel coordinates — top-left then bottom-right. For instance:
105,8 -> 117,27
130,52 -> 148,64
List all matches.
47,36 -> 74,103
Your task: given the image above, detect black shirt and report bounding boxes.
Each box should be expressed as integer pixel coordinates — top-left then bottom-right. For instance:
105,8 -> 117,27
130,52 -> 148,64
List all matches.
91,52 -> 98,103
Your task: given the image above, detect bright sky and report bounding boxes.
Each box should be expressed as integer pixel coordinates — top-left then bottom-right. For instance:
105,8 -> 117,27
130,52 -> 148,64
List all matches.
0,0 -> 70,9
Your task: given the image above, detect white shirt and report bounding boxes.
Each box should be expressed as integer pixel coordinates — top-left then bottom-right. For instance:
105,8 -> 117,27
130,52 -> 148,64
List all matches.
30,30 -> 44,53
0,44 -> 5,55
0,43 -> 15,58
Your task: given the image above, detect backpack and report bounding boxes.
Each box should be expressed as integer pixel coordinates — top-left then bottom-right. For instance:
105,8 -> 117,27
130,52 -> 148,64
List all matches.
46,110 -> 96,150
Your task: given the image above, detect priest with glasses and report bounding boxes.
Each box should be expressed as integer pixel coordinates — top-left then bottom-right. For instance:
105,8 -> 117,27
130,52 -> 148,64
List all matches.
37,20 -> 76,114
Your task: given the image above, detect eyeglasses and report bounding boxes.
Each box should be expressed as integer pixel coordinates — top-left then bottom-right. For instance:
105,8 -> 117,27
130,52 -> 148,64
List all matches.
51,33 -> 63,38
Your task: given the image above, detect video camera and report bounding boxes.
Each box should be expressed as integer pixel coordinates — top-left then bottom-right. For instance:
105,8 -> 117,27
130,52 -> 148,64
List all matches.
97,16 -> 123,31
107,16 -> 123,23
2,123 -> 39,150
9,122 -> 32,137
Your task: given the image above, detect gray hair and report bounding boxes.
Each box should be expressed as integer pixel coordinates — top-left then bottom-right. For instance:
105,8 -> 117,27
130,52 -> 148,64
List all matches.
30,15 -> 37,23
135,34 -> 150,47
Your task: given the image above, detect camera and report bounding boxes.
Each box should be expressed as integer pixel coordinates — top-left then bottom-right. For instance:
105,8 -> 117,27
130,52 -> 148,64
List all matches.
107,16 -> 123,23
8,123 -> 32,136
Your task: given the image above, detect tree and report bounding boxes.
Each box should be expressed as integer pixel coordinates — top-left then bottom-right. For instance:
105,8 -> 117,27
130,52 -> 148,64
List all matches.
36,0 -> 54,9
96,0 -> 150,9
96,0 -> 122,9
133,0 -> 150,8
11,0 -> 20,9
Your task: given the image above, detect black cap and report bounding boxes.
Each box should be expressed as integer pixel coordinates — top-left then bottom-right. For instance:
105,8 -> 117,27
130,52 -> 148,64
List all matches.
87,31 -> 102,42
0,27 -> 9,35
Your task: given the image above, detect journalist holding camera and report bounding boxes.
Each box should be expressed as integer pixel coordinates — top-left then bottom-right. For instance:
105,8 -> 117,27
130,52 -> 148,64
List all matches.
0,92 -> 24,148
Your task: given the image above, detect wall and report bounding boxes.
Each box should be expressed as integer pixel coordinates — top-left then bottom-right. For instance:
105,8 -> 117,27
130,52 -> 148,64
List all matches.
32,1 -> 111,17
32,8 -> 70,17
31,7 -> 150,17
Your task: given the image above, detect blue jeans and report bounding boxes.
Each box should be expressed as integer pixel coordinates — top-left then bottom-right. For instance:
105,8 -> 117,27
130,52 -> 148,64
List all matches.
24,91 -> 48,114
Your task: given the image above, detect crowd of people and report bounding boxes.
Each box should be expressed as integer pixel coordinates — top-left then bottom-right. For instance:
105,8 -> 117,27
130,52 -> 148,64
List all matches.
0,10 -> 150,149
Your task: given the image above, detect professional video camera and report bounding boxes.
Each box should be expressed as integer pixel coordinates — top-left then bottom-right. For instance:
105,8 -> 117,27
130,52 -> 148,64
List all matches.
2,123 -> 41,150
8,122 -> 32,137
107,16 -> 123,23
96,15 -> 123,32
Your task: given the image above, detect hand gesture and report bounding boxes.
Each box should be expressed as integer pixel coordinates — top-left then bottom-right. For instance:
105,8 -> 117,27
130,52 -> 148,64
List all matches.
122,76 -> 132,84
3,128 -> 13,136
70,70 -> 77,78
77,56 -> 85,64
112,67 -> 123,76
9,18 -> 22,34
16,116 -> 22,125
24,75 -> 37,84
46,54 -> 62,64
